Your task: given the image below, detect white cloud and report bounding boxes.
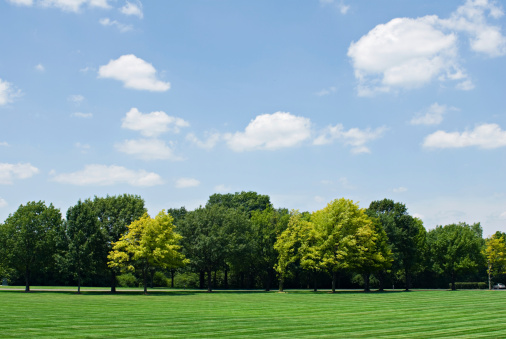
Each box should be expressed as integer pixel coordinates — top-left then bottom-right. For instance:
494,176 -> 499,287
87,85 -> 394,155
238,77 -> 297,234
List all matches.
214,184 -> 231,193
315,86 -> 337,96
314,124 -> 386,154
115,139 -> 182,161
320,0 -> 349,15
0,197 -> 7,208
120,0 -> 143,18
121,108 -> 189,137
175,177 -> 200,188
71,112 -> 93,118
50,164 -> 163,186
99,18 -> 133,33
423,123 -> 506,149
0,78 -> 21,106
6,0 -> 33,5
348,0 -> 506,95
410,103 -> 454,126
98,54 -> 170,92
39,0 -> 111,12
0,142 -> 9,147
35,63 -> 45,72
0,163 -> 39,184
75,142 -> 90,153
225,112 -> 311,152
393,186 -> 408,193
186,132 -> 221,150
68,94 -> 84,104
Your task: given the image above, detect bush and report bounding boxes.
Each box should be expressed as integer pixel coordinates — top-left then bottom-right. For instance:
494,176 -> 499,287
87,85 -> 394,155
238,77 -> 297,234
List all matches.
174,272 -> 199,289
153,271 -> 169,287
117,273 -> 138,287
450,282 -> 487,290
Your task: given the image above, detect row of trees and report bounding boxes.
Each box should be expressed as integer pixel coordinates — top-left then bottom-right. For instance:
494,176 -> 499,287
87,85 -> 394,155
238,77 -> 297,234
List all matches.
1,192 -> 505,293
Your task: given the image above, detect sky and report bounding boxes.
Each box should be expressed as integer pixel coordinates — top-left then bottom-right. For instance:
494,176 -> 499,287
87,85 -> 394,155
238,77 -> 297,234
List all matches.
0,0 -> 505,237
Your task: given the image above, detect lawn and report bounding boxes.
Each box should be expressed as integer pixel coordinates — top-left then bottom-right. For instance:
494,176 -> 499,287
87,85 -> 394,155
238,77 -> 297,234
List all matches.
0,289 -> 504,338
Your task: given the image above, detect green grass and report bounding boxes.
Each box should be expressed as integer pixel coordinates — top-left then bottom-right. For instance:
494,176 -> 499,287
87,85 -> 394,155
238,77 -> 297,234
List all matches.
1,289 -> 505,338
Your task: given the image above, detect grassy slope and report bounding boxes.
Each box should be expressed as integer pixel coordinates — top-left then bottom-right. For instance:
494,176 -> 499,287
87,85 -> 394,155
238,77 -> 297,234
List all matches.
1,289 -> 505,338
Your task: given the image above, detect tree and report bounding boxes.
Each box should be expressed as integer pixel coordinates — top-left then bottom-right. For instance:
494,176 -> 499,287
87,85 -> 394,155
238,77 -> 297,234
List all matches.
108,211 -> 187,294
178,204 -> 250,292
1,201 -> 62,292
367,199 -> 426,290
427,222 -> 484,291
65,199 -> 105,294
483,232 -> 506,289
94,194 -> 146,292
207,191 -> 272,216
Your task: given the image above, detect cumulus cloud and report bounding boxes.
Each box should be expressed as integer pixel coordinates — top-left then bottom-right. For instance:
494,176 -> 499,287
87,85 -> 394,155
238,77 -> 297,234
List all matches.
99,18 -> 133,32
315,86 -> 337,96
71,112 -> 93,118
186,132 -> 221,150
0,78 -> 21,106
98,54 -> 170,91
348,0 -> 506,95
423,123 -> 506,149
175,178 -> 200,188
50,164 -> 163,186
410,103 -> 455,126
6,0 -> 33,5
0,163 -> 39,184
120,0 -> 143,18
121,108 -> 189,137
0,142 -> 9,147
115,139 -> 182,161
35,63 -> 45,72
0,197 -> 7,208
39,0 -> 111,12
314,124 -> 386,154
225,112 -> 311,152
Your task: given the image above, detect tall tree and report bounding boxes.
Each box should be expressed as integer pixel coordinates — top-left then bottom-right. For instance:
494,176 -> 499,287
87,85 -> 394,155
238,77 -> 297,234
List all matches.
1,201 -> 62,292
108,211 -> 187,294
65,199 -> 105,294
178,204 -> 250,292
427,222 -> 484,291
367,199 -> 426,290
94,194 -> 146,292
207,191 -> 272,216
483,232 -> 506,289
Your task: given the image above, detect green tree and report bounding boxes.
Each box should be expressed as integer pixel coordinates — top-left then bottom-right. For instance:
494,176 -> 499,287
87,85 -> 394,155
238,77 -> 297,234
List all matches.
178,204 -> 250,292
65,199 -> 105,294
483,232 -> 506,289
207,191 -> 272,216
427,222 -> 484,291
94,194 -> 146,292
1,201 -> 62,292
108,211 -> 187,294
367,199 -> 426,290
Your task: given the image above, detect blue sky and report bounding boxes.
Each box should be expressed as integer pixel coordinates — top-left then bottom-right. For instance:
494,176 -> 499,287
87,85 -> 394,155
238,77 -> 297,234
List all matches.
1,0 -> 505,236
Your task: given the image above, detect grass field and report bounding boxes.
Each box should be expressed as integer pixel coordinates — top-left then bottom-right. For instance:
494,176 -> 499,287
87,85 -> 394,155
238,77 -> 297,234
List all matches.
1,288 -> 505,338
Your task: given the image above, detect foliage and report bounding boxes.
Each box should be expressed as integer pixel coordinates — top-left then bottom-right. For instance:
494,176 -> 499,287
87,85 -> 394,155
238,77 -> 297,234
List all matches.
173,272 -> 200,289
427,222 -> 484,290
207,191 -> 272,216
451,282 -> 487,290
1,201 -> 62,292
108,211 -> 187,294
483,232 -> 506,289
116,273 -> 138,287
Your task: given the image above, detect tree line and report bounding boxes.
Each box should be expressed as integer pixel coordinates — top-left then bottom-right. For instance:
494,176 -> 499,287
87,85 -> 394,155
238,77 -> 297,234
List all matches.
0,192 -> 505,293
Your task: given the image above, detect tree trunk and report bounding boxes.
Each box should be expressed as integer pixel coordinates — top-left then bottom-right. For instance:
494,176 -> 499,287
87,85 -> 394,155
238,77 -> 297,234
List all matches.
111,271 -> 117,293
171,270 -> 175,288
150,269 -> 155,288
213,270 -> 217,288
265,269 -> 272,291
404,268 -> 410,291
377,271 -> 385,292
331,271 -> 336,293
279,274 -> 284,292
143,268 -> 148,294
77,275 -> 81,294
25,268 -> 30,293
488,263 -> 491,290
363,273 -> 370,292
224,268 -> 228,289
207,269 -> 212,292
313,271 -> 317,292
451,271 -> 456,291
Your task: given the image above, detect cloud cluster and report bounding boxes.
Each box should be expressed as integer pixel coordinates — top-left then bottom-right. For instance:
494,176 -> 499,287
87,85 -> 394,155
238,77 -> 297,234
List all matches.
410,103 -> 454,126
115,139 -> 182,161
175,178 -> 200,188
225,112 -> 312,152
423,123 -> 506,149
120,1 -> 143,18
121,108 -> 189,137
98,54 -> 170,92
0,78 -> 20,106
314,124 -> 386,153
348,0 -> 506,95
35,0 -> 111,12
99,18 -> 133,33
0,163 -> 39,184
50,164 -> 163,186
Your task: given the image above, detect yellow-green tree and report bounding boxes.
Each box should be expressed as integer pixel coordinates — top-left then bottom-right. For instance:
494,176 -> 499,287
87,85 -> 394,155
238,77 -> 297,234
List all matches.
484,232 -> 506,290
108,211 -> 187,294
